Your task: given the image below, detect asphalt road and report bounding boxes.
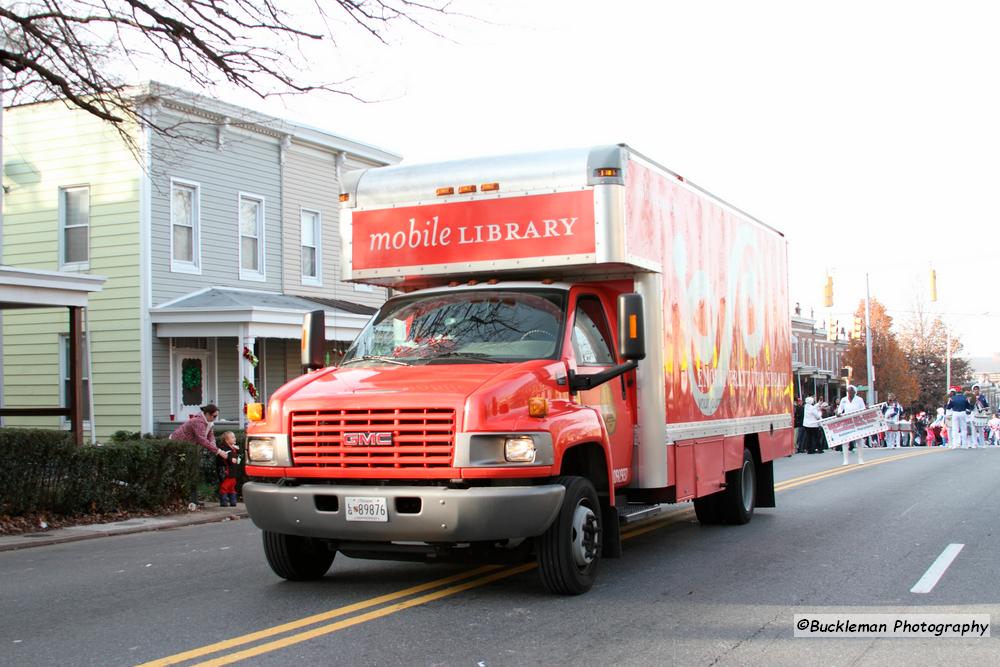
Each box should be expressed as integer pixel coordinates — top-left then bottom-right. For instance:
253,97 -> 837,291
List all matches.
3,446 -> 999,667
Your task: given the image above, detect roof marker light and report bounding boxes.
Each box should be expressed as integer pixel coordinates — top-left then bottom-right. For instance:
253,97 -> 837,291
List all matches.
339,193 -> 350,202
481,182 -> 500,192
458,185 -> 477,194
594,168 -> 620,178
436,187 -> 455,196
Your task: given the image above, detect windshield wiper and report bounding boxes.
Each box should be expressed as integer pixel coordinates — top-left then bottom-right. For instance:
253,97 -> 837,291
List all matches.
341,355 -> 412,366
425,351 -> 503,363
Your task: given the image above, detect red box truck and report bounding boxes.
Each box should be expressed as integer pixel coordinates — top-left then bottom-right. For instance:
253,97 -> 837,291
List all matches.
243,144 -> 793,594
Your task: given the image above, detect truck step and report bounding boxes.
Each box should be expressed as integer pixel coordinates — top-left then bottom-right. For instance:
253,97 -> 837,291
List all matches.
618,502 -> 662,524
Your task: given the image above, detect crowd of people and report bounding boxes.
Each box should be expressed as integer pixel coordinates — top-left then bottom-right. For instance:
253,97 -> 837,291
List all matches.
793,383 -> 1000,462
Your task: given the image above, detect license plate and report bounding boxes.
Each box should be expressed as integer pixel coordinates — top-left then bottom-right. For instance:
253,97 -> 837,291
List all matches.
344,496 -> 388,522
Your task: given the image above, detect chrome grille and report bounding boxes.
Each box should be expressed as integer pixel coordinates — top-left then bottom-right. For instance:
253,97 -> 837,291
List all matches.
289,408 -> 455,469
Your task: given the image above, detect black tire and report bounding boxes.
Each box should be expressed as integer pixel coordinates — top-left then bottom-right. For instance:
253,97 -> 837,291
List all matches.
693,492 -> 724,525
262,531 -> 335,581
720,448 -> 756,525
538,476 -> 602,595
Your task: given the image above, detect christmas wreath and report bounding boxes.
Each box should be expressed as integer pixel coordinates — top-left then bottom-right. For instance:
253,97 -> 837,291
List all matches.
182,365 -> 202,390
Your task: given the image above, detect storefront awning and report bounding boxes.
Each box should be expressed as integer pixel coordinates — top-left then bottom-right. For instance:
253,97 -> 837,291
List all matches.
150,287 -> 375,340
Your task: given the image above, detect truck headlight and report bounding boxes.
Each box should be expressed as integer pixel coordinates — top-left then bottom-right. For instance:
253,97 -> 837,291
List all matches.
248,438 -> 276,463
504,436 -> 536,463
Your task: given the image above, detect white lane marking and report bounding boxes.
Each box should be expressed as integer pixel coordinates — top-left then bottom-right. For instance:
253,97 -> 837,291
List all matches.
911,543 -> 964,594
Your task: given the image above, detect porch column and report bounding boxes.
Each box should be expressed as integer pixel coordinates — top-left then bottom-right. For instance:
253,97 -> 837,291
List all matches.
68,306 -> 84,446
239,329 -> 256,429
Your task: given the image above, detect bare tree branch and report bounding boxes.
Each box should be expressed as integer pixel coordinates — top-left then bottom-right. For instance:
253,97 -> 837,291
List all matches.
0,0 -> 460,147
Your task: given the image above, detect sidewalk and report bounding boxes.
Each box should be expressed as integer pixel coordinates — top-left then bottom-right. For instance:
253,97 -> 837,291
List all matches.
0,503 -> 249,552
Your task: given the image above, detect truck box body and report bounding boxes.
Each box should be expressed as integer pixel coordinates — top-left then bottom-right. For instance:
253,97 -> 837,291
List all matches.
243,144 -> 793,592
339,145 -> 793,491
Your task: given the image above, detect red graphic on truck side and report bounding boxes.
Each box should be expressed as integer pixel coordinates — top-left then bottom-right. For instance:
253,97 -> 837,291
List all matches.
625,161 -> 792,423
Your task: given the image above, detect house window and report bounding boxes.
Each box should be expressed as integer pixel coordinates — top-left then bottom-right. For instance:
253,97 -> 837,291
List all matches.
60,334 -> 91,425
170,180 -> 201,273
60,186 -> 90,269
239,194 -> 265,280
171,180 -> 200,272
301,209 -> 321,285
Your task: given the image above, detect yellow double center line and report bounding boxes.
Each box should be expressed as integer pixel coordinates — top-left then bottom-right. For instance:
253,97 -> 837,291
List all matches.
140,448 -> 940,666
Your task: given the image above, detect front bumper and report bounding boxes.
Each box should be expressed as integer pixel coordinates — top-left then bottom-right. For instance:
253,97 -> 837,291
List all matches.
243,482 -> 565,543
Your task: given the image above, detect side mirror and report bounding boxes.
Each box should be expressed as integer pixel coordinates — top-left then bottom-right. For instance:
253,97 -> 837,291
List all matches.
301,310 -> 326,371
568,293 -> 644,393
618,293 -> 645,361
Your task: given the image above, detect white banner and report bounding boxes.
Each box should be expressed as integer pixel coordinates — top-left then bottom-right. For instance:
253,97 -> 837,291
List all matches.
819,403 -> 888,448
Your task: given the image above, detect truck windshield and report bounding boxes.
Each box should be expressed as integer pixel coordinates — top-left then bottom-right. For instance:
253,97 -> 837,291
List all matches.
342,290 -> 566,365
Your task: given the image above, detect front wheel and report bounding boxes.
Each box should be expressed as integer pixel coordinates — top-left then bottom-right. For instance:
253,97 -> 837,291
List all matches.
263,531 -> 335,581
537,476 -> 602,595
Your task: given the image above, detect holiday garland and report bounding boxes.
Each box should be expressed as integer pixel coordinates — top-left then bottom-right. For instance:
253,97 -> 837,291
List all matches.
242,346 -> 259,401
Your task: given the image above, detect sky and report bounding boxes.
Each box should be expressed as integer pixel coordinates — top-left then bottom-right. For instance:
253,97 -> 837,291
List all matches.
157,0 -> 1000,361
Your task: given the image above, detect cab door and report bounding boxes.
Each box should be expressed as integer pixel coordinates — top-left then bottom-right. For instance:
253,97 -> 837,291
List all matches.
567,291 -> 636,486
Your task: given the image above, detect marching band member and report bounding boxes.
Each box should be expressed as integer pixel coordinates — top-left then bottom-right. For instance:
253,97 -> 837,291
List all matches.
882,393 -> 903,448
970,384 -> 990,447
945,388 -> 973,448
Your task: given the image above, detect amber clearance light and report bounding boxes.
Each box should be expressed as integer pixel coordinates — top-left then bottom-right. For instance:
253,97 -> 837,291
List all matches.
247,403 -> 264,422
528,397 -> 549,418
246,402 -> 264,422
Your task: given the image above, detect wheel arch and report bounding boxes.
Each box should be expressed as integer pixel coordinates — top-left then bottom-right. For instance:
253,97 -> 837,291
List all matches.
742,432 -> 775,508
558,440 -> 614,505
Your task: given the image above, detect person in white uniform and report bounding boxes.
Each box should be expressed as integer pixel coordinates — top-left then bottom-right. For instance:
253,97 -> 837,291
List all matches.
970,384 -> 990,447
837,385 -> 867,465
882,393 -> 903,448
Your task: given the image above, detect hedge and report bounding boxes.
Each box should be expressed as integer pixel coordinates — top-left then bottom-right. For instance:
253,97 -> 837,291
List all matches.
0,428 -> 204,516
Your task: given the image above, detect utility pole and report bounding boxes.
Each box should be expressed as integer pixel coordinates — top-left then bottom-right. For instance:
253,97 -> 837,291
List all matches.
946,327 -> 951,391
865,273 -> 875,406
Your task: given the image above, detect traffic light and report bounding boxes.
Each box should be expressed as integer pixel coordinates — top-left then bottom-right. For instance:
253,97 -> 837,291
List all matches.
852,316 -> 864,340
929,269 -> 937,302
827,319 -> 839,341
823,275 -> 834,308
841,366 -> 852,380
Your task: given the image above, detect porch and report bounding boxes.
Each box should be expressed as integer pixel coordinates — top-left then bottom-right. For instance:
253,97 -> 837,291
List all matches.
150,287 -> 375,433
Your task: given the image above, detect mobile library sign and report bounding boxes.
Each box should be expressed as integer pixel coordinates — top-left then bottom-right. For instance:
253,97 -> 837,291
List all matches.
819,404 -> 888,448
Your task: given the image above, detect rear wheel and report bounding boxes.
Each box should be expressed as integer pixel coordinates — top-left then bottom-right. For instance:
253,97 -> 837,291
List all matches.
263,531 -> 335,581
693,493 -> 724,525
538,476 -> 602,595
720,448 -> 756,525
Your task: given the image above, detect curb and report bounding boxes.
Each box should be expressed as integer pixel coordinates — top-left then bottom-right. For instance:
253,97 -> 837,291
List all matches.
0,507 -> 250,552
